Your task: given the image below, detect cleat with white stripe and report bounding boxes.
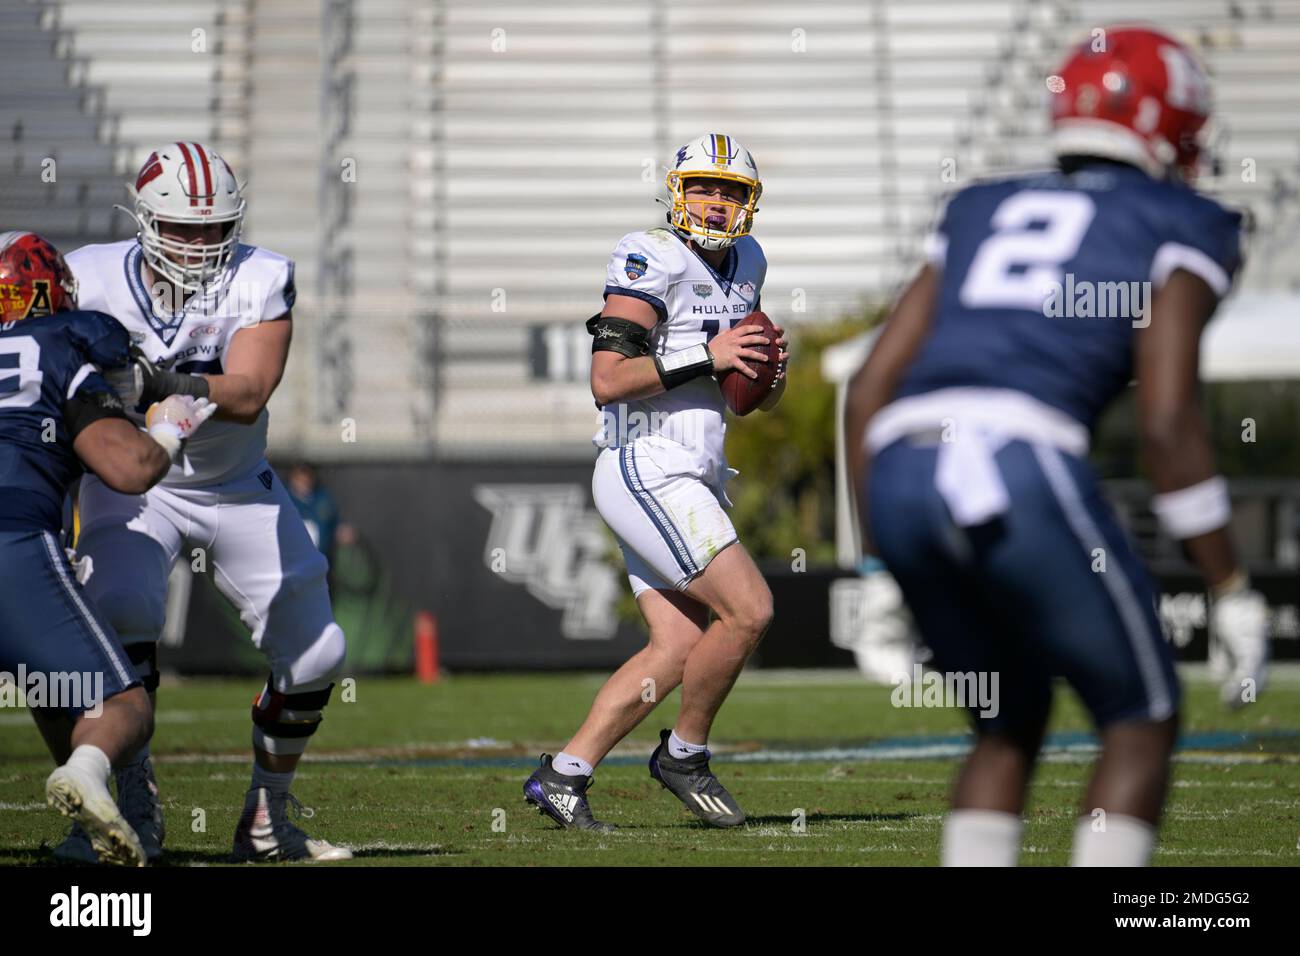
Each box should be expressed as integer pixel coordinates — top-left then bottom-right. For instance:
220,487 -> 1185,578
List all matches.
45,765 -> 146,867
649,729 -> 746,828
523,754 -> 617,832
231,787 -> 353,862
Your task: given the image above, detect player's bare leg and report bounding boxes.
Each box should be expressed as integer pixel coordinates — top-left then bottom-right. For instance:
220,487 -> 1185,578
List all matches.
562,589 -> 709,765
640,542 -> 772,827
45,687 -> 154,867
1071,715 -> 1178,866
30,706 -> 77,765
943,721 -> 1045,866
676,541 -> 774,742
525,589 -> 707,830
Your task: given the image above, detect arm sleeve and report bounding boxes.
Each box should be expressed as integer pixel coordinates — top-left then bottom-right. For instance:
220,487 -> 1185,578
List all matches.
1150,196 -> 1244,298
603,233 -> 674,322
921,195 -> 955,269
245,258 -> 296,328
64,310 -> 132,369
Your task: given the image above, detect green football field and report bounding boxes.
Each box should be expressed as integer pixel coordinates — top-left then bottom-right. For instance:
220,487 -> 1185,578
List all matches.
1,667 -> 1297,866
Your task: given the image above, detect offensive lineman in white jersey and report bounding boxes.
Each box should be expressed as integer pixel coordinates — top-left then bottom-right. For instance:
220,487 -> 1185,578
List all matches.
524,134 -> 789,829
39,142 -> 351,862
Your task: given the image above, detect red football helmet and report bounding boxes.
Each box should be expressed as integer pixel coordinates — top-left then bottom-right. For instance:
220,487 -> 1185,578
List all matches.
0,231 -> 78,323
1049,26 -> 1212,181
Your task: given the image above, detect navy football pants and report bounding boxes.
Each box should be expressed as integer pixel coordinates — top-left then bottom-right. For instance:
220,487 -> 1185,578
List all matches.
0,529 -> 139,716
867,439 -> 1179,735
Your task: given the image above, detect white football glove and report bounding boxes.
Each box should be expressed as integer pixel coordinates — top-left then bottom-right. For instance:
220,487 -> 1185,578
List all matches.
145,395 -> 218,460
1209,577 -> 1270,709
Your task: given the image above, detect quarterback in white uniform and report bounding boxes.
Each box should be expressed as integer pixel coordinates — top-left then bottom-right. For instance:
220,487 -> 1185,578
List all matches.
525,134 -> 788,830
47,142 -> 350,863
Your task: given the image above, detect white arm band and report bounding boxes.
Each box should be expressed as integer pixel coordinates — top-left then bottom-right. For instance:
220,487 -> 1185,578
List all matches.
1151,476 -> 1231,540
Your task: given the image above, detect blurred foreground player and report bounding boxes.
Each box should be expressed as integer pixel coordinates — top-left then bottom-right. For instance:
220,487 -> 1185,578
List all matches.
0,231 -> 213,865
524,135 -> 788,829
43,142 -> 351,863
846,28 -> 1269,866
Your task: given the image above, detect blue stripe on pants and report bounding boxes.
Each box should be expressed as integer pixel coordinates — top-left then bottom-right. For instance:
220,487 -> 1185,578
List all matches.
618,444 -> 699,578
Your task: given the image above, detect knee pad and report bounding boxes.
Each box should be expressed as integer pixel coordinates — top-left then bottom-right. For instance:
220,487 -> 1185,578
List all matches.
124,642 -> 161,694
250,677 -> 336,756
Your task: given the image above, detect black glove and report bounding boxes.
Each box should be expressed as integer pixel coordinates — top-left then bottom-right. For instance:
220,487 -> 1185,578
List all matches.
130,346 -> 211,406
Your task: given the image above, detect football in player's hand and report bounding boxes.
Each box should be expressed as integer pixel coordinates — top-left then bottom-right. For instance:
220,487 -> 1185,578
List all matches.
718,311 -> 779,416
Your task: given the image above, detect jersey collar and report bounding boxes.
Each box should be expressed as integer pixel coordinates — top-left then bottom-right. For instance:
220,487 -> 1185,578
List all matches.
124,244 -> 186,346
674,232 -> 738,296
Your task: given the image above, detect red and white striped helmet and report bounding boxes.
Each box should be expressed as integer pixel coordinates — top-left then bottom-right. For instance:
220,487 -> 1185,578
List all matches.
122,142 -> 245,293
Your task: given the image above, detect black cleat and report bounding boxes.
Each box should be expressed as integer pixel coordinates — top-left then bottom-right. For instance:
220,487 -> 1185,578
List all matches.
523,754 -> 617,832
649,729 -> 746,828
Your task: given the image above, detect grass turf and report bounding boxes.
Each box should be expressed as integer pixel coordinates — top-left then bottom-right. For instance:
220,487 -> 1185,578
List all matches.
1,668 -> 1296,866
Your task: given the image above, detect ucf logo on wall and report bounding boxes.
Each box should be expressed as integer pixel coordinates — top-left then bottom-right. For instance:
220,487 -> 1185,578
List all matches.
473,484 -> 621,640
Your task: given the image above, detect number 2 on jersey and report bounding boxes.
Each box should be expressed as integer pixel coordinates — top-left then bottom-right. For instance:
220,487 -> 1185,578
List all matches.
959,191 -> 1097,311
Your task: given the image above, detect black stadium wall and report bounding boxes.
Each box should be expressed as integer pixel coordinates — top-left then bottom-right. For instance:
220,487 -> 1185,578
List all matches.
167,460 -> 1299,674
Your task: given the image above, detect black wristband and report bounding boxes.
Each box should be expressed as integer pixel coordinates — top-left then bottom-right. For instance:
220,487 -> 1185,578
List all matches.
63,388 -> 128,440
654,343 -> 714,390
141,366 -> 210,405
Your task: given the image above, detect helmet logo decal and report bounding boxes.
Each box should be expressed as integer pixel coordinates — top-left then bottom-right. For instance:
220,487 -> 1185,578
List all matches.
25,280 -> 53,318
136,152 -> 164,191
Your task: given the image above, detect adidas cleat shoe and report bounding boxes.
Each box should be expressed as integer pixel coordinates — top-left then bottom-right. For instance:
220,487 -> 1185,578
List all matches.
232,787 -> 354,862
523,754 -> 616,832
45,765 -> 146,867
649,729 -> 745,828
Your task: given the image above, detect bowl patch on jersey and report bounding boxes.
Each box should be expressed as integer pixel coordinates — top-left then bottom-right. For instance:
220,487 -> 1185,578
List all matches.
624,253 -> 648,280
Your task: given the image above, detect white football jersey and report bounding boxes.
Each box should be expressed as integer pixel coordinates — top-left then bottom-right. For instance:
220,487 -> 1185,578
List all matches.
66,240 -> 295,487
594,227 -> 766,484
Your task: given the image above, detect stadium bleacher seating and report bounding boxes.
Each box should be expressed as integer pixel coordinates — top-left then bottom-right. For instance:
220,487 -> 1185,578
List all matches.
2,0 -> 1298,457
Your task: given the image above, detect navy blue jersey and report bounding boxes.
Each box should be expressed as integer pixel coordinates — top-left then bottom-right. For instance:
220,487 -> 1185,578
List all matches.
0,309 -> 130,531
896,163 -> 1243,430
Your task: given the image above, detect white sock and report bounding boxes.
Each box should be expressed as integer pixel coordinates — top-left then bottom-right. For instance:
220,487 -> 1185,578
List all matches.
251,764 -> 295,796
942,809 -> 1023,866
552,752 -> 594,777
669,730 -> 707,759
1071,813 -> 1156,866
65,744 -> 112,784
